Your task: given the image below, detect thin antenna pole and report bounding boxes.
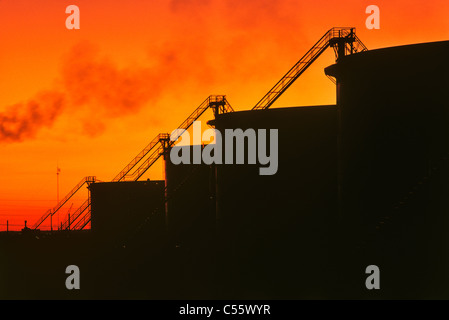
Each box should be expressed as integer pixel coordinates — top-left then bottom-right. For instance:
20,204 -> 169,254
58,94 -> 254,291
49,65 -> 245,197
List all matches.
57,164 -> 61,230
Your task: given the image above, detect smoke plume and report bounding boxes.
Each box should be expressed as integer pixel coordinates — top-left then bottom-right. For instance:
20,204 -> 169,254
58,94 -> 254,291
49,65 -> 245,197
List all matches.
0,92 -> 65,143
0,43 -> 158,142
0,0 -> 304,143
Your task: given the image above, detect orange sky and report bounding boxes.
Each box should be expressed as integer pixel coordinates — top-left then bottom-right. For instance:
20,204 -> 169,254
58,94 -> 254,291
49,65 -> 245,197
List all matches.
1,0 -> 448,230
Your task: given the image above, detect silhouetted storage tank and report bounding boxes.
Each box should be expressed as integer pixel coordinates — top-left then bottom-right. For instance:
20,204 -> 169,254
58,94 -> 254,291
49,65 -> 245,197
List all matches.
165,145 -> 215,247
325,41 -> 449,298
213,106 -> 337,298
164,145 -> 216,297
90,181 -> 165,243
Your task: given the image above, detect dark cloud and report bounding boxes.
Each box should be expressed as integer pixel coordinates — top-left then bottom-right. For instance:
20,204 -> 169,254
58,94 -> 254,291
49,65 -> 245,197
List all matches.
0,92 -> 65,142
0,43 -> 161,142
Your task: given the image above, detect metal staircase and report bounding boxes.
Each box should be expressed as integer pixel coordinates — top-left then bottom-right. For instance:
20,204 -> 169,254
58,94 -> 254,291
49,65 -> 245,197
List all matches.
32,176 -> 96,229
252,27 -> 367,110
113,95 -> 233,182
60,199 -> 89,230
71,200 -> 92,231
112,134 -> 167,182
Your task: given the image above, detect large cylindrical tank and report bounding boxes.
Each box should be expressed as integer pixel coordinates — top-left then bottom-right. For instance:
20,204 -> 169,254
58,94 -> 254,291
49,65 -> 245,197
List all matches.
89,181 -> 165,242
164,145 -> 217,297
213,105 -> 338,298
325,40 -> 449,298
164,145 -> 216,246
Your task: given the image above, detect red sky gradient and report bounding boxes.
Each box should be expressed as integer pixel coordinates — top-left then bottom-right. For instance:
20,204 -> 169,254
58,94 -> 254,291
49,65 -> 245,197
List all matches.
1,0 -> 449,230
